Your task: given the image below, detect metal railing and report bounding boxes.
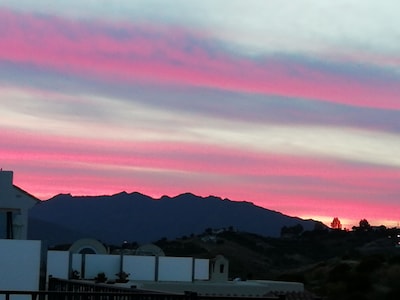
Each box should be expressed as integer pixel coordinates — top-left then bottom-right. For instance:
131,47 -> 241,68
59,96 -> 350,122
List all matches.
0,290 -> 197,300
0,278 -> 282,300
47,277 -> 196,300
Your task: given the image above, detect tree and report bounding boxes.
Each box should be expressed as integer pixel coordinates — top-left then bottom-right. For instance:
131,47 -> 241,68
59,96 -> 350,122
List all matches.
359,219 -> 371,232
331,217 -> 342,230
280,224 -> 304,238
352,219 -> 372,232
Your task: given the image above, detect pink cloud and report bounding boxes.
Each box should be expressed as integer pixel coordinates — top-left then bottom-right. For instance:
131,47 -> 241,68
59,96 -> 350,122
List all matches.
1,8 -> 399,229
1,127 -> 399,228
1,8 -> 399,110
2,128 -> 399,182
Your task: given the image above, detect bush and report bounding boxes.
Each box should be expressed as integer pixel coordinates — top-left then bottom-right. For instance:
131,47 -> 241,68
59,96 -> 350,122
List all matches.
328,263 -> 351,282
94,272 -> 107,283
346,273 -> 371,293
356,255 -> 384,273
385,287 -> 400,300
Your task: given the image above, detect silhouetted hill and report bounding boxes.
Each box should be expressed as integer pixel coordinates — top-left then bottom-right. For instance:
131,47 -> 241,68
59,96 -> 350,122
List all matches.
28,218 -> 87,245
28,192 -> 322,245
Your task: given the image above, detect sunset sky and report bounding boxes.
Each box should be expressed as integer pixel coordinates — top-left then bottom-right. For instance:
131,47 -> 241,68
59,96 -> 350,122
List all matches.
1,1 -> 399,229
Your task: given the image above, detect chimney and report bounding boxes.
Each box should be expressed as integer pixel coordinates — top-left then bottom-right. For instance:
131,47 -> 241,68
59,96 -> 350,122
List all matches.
0,170 -> 14,190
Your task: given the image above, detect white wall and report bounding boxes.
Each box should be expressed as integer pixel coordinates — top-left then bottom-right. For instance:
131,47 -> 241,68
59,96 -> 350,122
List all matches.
84,254 -> 120,280
158,257 -> 193,282
72,254 -> 83,276
194,258 -> 209,280
0,171 -> 38,240
0,239 -> 41,291
47,251 -> 70,279
123,256 -> 156,281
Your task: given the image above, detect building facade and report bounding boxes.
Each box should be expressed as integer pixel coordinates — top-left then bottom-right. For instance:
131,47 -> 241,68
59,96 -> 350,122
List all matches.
0,170 -> 39,239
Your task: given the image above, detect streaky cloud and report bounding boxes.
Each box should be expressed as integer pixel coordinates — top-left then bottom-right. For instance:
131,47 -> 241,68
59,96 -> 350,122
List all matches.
2,127 -> 399,228
1,85 -> 400,169
3,1 -> 400,68
1,63 -> 400,136
1,3 -> 399,229
1,8 -> 399,110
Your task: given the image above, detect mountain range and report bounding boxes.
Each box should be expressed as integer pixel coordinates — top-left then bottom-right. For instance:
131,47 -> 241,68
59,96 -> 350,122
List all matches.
28,192 -> 323,246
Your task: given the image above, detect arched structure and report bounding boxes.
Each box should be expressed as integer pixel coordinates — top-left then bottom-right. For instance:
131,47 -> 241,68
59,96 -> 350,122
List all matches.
69,238 -> 108,254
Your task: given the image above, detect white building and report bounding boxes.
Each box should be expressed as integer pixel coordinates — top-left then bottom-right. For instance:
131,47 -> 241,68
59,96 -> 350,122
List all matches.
0,170 -> 39,239
45,246 -> 304,297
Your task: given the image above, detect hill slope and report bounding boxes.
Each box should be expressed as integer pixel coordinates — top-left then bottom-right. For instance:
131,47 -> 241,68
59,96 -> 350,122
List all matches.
28,192 -> 321,245
152,228 -> 400,299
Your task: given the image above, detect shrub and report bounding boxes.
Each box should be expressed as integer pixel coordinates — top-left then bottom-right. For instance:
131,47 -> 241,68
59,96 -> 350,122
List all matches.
328,263 -> 351,282
356,255 -> 384,273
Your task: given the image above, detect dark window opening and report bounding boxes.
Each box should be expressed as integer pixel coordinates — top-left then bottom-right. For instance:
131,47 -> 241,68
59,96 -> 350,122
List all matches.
79,248 -> 96,254
6,211 -> 13,239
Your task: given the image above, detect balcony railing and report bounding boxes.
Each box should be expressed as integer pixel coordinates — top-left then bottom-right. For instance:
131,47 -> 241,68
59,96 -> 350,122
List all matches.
0,277 -> 282,300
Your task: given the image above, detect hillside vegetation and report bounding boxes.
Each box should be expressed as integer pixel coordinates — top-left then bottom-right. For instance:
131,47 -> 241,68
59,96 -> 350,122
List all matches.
144,226 -> 400,300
